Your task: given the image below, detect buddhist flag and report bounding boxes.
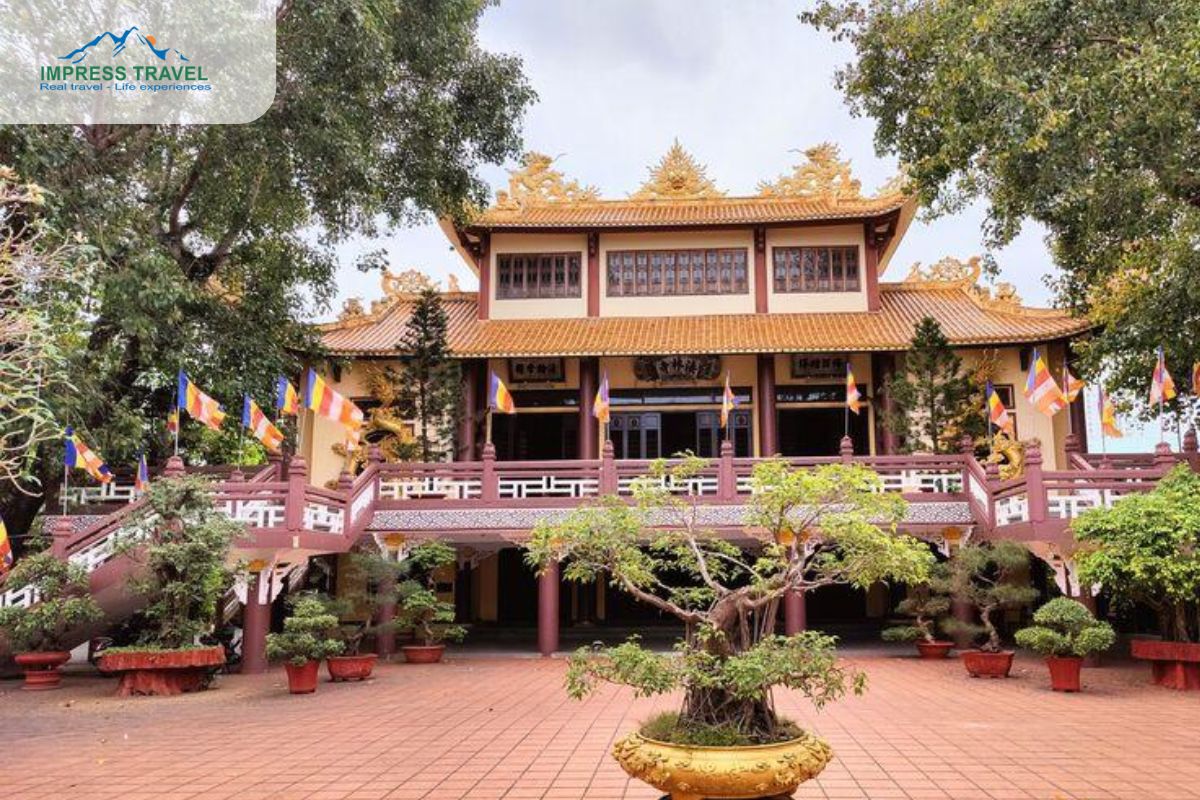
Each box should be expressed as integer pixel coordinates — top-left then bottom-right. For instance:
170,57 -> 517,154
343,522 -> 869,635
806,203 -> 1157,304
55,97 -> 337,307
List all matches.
0,515 -> 12,576
135,451 -> 150,495
1150,346 -> 1177,405
65,427 -> 113,483
1099,389 -> 1123,438
177,372 -> 227,431
986,382 -> 1014,436
593,371 -> 611,425
845,362 -> 863,415
305,369 -> 365,430
720,373 -> 738,429
1024,348 -> 1066,416
166,409 -> 179,435
489,371 -> 516,415
1062,365 -> 1086,404
276,377 -> 300,416
243,396 -> 285,452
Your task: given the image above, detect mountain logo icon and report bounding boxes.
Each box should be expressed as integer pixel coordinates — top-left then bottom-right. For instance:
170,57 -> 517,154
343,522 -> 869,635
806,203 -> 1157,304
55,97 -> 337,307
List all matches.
59,26 -> 189,65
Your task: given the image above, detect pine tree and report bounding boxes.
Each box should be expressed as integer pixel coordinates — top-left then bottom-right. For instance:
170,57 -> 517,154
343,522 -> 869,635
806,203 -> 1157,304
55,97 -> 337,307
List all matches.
396,288 -> 461,462
885,316 -> 983,453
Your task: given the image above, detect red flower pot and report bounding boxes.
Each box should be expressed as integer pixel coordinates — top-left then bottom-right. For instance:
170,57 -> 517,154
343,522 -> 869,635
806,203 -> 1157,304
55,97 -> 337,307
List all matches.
961,650 -> 1015,678
401,645 -> 445,664
327,653 -> 378,682
283,660 -> 320,694
14,651 -> 71,691
1046,656 -> 1083,692
1130,639 -> 1200,690
915,641 -> 955,660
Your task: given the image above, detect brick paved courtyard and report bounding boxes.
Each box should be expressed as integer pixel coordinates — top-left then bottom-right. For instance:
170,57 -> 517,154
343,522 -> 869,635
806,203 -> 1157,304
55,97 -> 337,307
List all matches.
3,649 -> 1198,800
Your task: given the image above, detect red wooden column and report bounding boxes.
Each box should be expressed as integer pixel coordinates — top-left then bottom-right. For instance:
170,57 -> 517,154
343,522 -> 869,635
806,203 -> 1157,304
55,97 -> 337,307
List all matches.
241,570 -> 271,675
458,360 -> 479,461
586,232 -> 600,317
579,357 -> 598,460
537,560 -> 560,656
476,233 -> 491,321
753,227 -> 768,313
784,589 -> 807,634
756,354 -> 777,456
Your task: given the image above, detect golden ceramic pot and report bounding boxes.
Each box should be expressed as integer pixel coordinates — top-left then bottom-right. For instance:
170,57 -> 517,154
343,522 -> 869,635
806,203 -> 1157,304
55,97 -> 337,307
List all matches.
612,730 -> 833,800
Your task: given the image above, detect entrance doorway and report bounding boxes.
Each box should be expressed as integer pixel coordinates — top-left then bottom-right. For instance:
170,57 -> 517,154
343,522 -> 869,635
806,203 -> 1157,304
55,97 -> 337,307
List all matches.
777,408 -> 869,456
492,413 -> 578,461
611,410 -> 751,458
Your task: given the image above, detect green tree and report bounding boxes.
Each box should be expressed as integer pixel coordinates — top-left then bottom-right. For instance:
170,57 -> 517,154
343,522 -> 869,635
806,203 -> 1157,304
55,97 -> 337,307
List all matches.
803,1 -> 1200,411
0,552 -> 104,653
396,288 -> 461,461
885,316 -> 982,453
1015,597 -> 1115,658
0,0 -> 535,537
943,542 -> 1038,652
1073,466 -> 1200,643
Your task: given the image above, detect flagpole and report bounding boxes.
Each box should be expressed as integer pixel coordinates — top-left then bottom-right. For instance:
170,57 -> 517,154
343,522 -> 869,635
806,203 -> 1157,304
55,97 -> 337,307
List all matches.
61,459 -> 69,516
984,385 -> 993,459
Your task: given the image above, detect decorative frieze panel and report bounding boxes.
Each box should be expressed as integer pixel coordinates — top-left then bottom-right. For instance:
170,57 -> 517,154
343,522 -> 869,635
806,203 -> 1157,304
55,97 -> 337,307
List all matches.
633,354 -> 722,383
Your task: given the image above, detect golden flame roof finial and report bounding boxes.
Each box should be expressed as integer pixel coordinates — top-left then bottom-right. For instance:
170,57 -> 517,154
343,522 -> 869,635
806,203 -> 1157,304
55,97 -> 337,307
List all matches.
631,140 -> 725,200
494,152 -> 599,210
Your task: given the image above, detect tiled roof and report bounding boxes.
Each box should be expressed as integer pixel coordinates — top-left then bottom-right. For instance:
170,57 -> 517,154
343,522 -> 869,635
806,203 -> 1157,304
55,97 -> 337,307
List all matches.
320,286 -> 1090,358
468,194 -> 910,230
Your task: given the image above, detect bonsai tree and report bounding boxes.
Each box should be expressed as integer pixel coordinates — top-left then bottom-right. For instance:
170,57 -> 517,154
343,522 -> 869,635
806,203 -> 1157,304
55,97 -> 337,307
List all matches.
120,476 -> 244,649
943,541 -> 1038,652
1073,466 -> 1200,642
396,541 -> 466,647
881,563 -> 952,645
526,457 -> 933,744
0,552 -> 103,653
320,548 -> 408,655
266,595 -> 344,666
1015,598 -> 1116,659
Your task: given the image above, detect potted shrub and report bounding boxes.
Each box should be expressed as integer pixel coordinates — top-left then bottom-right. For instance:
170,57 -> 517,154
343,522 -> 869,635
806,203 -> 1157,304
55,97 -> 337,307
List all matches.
943,541 -> 1037,678
1073,466 -> 1200,689
1015,597 -> 1116,692
266,595 -> 344,693
318,552 -> 400,681
526,457 -> 932,800
396,541 -> 466,663
98,476 -> 242,696
0,553 -> 104,690
881,563 -> 954,658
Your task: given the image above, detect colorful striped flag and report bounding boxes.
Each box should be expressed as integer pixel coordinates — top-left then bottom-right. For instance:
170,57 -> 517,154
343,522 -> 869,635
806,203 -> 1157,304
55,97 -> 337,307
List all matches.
276,377 -> 300,416
1062,365 -> 1086,404
65,427 -> 113,483
135,451 -> 150,495
166,409 -> 179,435
489,371 -> 516,415
1024,348 -> 1066,416
0,515 -> 12,576
1099,389 -> 1123,438
1150,346 -> 1177,405
243,396 -> 285,452
305,369 -> 365,430
177,372 -> 227,431
593,371 -> 611,425
986,382 -> 1015,436
720,373 -> 738,429
846,362 -> 863,415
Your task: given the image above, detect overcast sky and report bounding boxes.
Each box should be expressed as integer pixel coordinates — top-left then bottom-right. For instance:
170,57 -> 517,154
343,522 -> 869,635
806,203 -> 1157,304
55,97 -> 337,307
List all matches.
329,0 -> 1159,450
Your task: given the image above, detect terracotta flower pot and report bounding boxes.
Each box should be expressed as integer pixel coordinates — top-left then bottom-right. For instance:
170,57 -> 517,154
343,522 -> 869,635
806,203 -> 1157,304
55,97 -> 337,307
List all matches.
97,646 -> 226,697
915,641 -> 955,660
326,653 -> 378,682
14,651 -> 71,691
1046,655 -> 1083,692
1130,639 -> 1200,691
961,649 -> 1015,678
283,659 -> 320,694
401,644 -> 445,664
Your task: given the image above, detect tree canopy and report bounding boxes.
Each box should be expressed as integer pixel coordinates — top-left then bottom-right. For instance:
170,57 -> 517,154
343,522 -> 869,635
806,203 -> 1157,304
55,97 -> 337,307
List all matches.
804,0 -> 1200,412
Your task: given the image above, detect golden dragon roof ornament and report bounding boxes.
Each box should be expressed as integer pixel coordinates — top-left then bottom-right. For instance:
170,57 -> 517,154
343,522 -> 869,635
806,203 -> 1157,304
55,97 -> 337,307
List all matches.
904,256 -> 1025,313
494,152 -> 599,210
758,143 -> 908,204
631,140 -> 725,200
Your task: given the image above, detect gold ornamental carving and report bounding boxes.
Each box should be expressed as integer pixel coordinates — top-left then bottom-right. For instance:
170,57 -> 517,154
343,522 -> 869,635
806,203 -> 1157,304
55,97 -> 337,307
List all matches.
494,152 -> 599,210
758,142 -> 863,202
631,140 -> 725,200
381,268 -> 436,297
328,363 -> 416,482
986,432 -> 1026,480
904,256 -> 1025,313
612,731 -> 832,800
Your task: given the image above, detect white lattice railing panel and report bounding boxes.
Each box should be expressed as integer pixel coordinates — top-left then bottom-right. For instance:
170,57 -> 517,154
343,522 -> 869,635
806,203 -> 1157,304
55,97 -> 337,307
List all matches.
877,470 -> 964,494
967,471 -> 990,512
303,502 -> 344,534
619,474 -> 720,497
350,482 -> 376,524
379,476 -> 481,500
994,494 -> 1029,526
221,499 -> 286,529
1046,489 -> 1134,519
64,482 -> 140,506
499,475 -> 599,499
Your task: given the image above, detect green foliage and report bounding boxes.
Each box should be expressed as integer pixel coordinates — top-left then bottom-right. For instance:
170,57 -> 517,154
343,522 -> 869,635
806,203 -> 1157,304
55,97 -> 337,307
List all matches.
396,288 -> 462,461
639,711 -> 804,748
803,1 -> 1200,415
0,552 -> 103,651
325,549 -> 412,654
1073,466 -> 1200,642
122,476 -> 244,649
943,542 -> 1037,652
532,458 -> 926,740
882,562 -> 953,644
396,541 -> 466,647
1015,597 -> 1116,657
266,594 -> 344,666
884,317 -> 985,454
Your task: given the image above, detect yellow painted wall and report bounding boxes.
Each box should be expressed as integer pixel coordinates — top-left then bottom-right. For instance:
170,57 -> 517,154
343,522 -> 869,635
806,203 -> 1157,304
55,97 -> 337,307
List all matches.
488,232 -> 589,319
765,225 -> 869,313
772,352 -> 876,455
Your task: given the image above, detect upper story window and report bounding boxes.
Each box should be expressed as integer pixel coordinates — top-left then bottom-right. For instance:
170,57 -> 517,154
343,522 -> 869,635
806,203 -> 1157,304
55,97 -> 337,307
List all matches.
773,246 -> 860,293
496,253 -> 581,299
607,249 -> 749,296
